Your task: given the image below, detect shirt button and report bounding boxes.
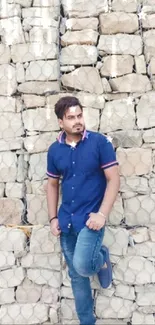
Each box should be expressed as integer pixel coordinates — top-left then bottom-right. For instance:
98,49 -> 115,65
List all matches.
71,213 -> 74,216
73,174 -> 76,177
68,223 -> 71,228
72,187 -> 74,189
72,161 -> 75,164
72,200 -> 74,203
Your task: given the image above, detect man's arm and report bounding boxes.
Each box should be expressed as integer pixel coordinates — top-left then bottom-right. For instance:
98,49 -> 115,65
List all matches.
46,177 -> 61,236
86,165 -> 120,230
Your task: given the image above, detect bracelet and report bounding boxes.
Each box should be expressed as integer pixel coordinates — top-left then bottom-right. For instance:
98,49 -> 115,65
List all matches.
98,211 -> 107,219
49,216 -> 57,223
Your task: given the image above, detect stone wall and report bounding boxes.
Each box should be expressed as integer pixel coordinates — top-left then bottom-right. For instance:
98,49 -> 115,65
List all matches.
0,0 -> 155,323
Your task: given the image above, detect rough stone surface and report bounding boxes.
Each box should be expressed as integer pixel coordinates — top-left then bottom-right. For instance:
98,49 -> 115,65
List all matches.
22,94 -> 45,108
29,27 -> 58,44
0,267 -> 25,288
0,112 -> 23,139
109,74 -> 152,93
11,43 -> 57,63
98,34 -> 142,55
26,194 -> 48,224
5,183 -> 24,198
21,252 -> 60,270
16,278 -> 42,303
96,296 -> 135,318
100,99 -> 135,132
117,148 -> 152,176
25,60 -> 59,81
61,299 -> 78,320
101,55 -> 134,77
61,67 -> 103,94
0,251 -> 15,270
22,108 -> 59,132
135,55 -> 147,74
0,198 -> 24,225
143,30 -> 155,62
115,284 -> 135,301
41,286 -> 59,304
22,7 -> 59,20
0,227 -> 27,256
0,96 -> 16,112
60,45 -> 98,65
108,195 -> 124,225
110,130 -> 143,148
1,17 -> 25,46
18,81 -> 60,95
103,227 -> 129,256
112,0 -> 138,12
0,45 -> 11,64
99,13 -> 138,34
0,184 -> 5,197
137,92 -> 155,128
0,288 -> 15,304
24,132 -> 58,153
65,18 -> 98,30
128,241 -> 155,257
132,311 -> 155,325
124,195 -> 155,226
61,30 -> 98,46
30,226 -> 60,254
27,269 -> 60,288
62,0 -> 108,18
0,303 -> 48,324
129,227 -> 149,243
0,64 -> 17,96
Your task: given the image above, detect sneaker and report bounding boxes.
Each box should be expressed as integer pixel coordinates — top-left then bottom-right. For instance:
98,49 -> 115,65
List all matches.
97,245 -> 112,288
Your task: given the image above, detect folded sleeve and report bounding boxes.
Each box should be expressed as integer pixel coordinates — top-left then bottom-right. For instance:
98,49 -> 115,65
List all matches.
98,134 -> 118,170
46,147 -> 60,178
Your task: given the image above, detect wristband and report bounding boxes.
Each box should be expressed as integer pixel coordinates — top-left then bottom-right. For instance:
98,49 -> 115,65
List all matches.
49,216 -> 57,223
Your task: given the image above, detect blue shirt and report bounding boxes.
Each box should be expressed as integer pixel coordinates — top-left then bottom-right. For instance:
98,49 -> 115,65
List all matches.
47,130 -> 118,233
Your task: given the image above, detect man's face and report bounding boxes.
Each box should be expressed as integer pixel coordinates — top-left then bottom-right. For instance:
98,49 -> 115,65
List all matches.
59,105 -> 85,135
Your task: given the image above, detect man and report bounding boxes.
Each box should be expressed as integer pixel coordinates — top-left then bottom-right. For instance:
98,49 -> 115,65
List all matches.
46,96 -> 120,325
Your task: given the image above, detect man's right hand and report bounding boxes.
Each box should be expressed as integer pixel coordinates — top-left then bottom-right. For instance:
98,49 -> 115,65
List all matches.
50,218 -> 61,236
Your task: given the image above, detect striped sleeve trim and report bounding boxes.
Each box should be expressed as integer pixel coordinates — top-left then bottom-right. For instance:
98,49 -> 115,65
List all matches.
46,171 -> 60,178
101,161 -> 118,170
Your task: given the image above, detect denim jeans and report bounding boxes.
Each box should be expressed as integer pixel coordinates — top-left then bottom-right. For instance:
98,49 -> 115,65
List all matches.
60,225 -> 105,325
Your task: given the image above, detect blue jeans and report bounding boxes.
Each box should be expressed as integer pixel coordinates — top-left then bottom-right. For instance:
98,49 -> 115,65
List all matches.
60,225 -> 105,325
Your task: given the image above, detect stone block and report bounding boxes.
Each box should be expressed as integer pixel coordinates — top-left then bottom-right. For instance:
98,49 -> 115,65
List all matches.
129,227 -> 149,243
0,267 -> 25,288
100,99 -> 135,133
1,17 -> 25,46
0,226 -> 27,256
110,74 -> 151,93
25,60 -> 59,81
112,0 -> 137,12
99,12 -> 138,34
137,92 -> 155,128
108,195 -> 124,225
110,130 -> 143,148
143,30 -> 155,62
0,96 -> 16,113
0,183 -> 5,197
33,0 -> 59,6
16,278 -> 42,303
30,226 -> 60,254
132,311 -> 155,324
128,241 -> 155,257
98,34 -> 142,55
0,251 -> 15,270
0,44 -> 11,64
21,252 -> 60,270
18,81 -> 60,95
60,45 -> 98,65
101,55 -> 134,77
22,7 -> 59,20
0,64 -> 17,96
24,132 -> 58,153
61,30 -> 98,46
22,94 -> 45,108
103,227 -> 129,256
0,112 -> 23,139
117,148 -> 152,176
96,295 -> 135,318
22,108 -> 59,132
115,284 -> 135,301
0,152 -> 17,182
61,298 -> 77,320
27,268 -> 60,288
124,194 -> 155,226
26,194 -> 48,224
5,183 -> 24,198
29,27 -> 58,44
135,55 -> 146,74
11,43 -> 57,63
62,0 -> 108,17
0,198 -> 24,224
0,288 -> 15,304
66,18 -> 98,30
120,176 -> 149,194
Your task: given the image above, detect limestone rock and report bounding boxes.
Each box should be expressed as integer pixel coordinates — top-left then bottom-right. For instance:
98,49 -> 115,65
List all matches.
149,226 -> 155,241
16,278 -> 42,303
9,0 -> 32,6
23,94 -> 45,108
29,27 -> 58,44
0,64 -> 17,96
77,92 -> 105,109
83,107 -> 99,131
0,267 -> 25,288
96,295 -> 135,318
124,194 -> 155,226
0,3 -> 21,18
113,256 -> 155,285
28,153 -> 46,181
143,128 -> 155,143
29,180 -> 47,195
33,0 -> 60,6
137,291 -> 155,306
135,55 -> 147,74
61,286 -> 74,299
128,241 -> 155,257
137,92 -> 155,128
143,30 -> 155,62
0,44 -> 11,64
49,307 -> 59,324
98,34 -> 142,55
27,269 -> 60,288
132,311 -> 155,325
61,30 -> 98,46
25,60 -> 59,81
0,288 -> 15,304
103,227 -> 129,256
100,99 -> 135,133
11,43 -> 57,63
116,148 -> 152,176
22,108 -> 59,132
115,284 -> 135,301
62,0 -> 108,18
0,112 -> 23,139
99,12 -> 138,34
108,195 -> 124,225
0,152 -> 17,182
66,18 -> 98,30
148,57 -> 155,75
0,226 -> 27,256
60,45 -> 97,65
18,81 -> 60,95
23,17 -> 58,29
112,0 -> 137,12
0,251 -> 15,270
0,184 -> 5,197
24,132 -> 58,153
26,194 -> 48,224
0,303 -> 48,324
41,286 -> 59,304
22,7 -> 59,20
61,67 -> 103,94
110,130 -> 143,148
142,13 -> 155,28
129,228 -> 149,243
0,96 -> 16,112
5,183 -> 24,198
21,252 -> 60,270
16,62 -> 25,83
30,226 -> 60,254
101,55 -> 134,77
110,74 -> 152,93
61,299 -> 77,320
0,198 -> 24,224
1,17 -> 25,46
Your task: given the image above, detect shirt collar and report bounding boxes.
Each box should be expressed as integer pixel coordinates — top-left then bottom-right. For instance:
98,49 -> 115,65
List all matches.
57,130 -> 89,144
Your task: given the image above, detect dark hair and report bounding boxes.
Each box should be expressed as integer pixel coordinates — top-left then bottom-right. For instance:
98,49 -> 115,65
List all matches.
54,96 -> 83,119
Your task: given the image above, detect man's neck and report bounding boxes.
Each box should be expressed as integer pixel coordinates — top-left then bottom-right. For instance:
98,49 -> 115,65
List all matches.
65,133 -> 82,144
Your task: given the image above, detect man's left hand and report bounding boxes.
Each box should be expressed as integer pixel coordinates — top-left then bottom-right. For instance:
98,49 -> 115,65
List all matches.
86,212 -> 106,230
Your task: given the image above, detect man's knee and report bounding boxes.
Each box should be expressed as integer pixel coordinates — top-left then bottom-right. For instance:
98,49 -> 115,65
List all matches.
73,255 -> 93,277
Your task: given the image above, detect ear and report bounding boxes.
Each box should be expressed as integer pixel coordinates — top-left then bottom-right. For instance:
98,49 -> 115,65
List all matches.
58,118 -> 63,129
